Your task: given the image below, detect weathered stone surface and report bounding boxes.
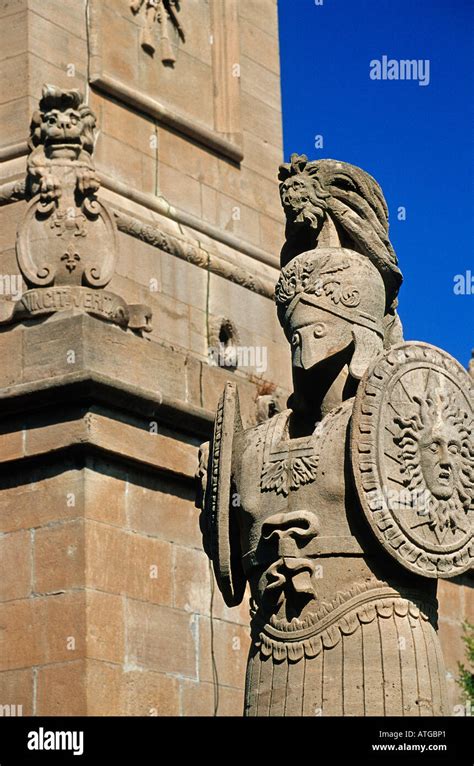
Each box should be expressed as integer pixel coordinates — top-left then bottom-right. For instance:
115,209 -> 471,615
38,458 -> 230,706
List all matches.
0,97 -> 30,160
36,658 -> 183,716
95,132 -> 156,196
28,0 -> 85,33
199,156 -> 472,717
84,459 -> 127,527
126,600 -> 198,678
0,55 -> 28,106
86,521 -> 173,605
241,56 -> 281,112
259,211 -> 285,258
97,4 -> 140,83
0,467 -> 84,533
241,91 -> 282,149
158,127 -> 220,189
199,616 -> 251,688
28,11 -> 87,76
215,191 -> 261,247
97,95 -> 156,160
0,594 -> 83,670
121,666 -> 181,716
1,85 -> 152,333
180,678 -> 244,717
173,545 -> 211,616
85,590 -> 125,664
34,520 -> 85,594
0,668 -> 34,716
159,161 -> 202,219
0,10 -> 27,65
36,661 -> 86,716
126,477 -> 202,549
208,272 -> 282,345
438,576 -> 472,709
0,530 -> 32,601
2,313 -> 187,400
239,0 -> 279,37
0,0 -> 287,721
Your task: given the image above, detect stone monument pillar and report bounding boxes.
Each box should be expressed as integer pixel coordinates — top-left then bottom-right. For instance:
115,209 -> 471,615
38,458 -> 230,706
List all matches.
199,155 -> 474,716
0,0 -> 288,716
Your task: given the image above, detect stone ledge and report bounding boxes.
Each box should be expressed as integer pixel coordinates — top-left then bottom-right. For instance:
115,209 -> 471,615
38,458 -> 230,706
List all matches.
0,314 -> 286,473
0,369 -> 213,439
90,74 -> 244,165
0,409 -> 198,480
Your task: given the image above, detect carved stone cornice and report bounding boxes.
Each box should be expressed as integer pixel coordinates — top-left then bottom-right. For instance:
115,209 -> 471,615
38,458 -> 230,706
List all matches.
0,171 -> 276,300
114,211 -> 275,298
0,141 -> 278,270
89,73 -> 243,164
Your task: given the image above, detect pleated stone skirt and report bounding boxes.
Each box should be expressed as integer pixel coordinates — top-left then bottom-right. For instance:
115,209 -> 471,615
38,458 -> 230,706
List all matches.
244,603 -> 449,717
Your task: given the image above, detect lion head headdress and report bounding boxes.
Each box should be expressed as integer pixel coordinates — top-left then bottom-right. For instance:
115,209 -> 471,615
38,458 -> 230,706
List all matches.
277,155 -> 404,357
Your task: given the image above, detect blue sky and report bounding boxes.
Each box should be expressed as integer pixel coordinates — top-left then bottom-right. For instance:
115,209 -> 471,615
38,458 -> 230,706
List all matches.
278,0 -> 474,367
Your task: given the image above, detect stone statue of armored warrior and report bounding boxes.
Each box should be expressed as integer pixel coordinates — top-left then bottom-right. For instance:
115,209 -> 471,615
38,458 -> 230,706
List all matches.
198,154 -> 474,717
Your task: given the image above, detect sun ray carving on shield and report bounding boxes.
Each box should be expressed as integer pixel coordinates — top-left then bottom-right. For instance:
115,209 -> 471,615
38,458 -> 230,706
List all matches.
351,342 -> 474,578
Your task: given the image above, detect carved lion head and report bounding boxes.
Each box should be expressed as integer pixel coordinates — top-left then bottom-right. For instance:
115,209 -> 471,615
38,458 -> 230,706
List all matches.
28,84 -> 96,157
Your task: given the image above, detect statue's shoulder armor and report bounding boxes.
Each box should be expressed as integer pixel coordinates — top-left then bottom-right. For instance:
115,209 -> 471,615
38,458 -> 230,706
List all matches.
351,341 -> 474,579
238,409 -> 292,459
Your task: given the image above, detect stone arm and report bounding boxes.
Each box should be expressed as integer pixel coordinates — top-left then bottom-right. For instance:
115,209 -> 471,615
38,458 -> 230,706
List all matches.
75,150 -> 101,198
27,147 -> 61,203
26,146 -> 100,204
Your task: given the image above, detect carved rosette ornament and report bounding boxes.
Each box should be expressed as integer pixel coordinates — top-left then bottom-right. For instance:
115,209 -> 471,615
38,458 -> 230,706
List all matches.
198,155 -> 472,717
0,85 -> 151,333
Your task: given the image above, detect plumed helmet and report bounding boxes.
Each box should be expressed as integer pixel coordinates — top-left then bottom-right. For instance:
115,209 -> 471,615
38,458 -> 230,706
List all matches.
278,155 -> 402,315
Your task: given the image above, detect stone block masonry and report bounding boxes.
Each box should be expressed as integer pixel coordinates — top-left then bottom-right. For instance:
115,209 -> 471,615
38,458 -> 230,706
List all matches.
0,0 -> 470,718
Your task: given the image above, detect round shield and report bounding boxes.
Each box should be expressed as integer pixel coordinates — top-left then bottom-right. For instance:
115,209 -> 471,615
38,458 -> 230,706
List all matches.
351,342 -> 474,578
206,382 -> 246,606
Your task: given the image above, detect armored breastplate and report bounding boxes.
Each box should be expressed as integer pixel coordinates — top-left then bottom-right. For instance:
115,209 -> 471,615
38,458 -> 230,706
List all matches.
236,400 -> 373,601
234,391 -> 438,662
